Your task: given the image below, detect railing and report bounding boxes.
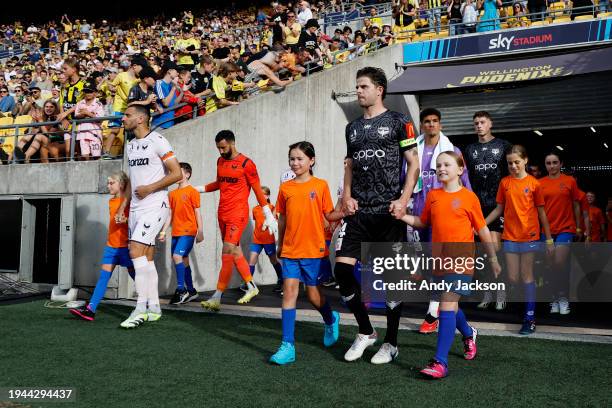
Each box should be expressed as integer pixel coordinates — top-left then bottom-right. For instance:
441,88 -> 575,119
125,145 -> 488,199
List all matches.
0,100 -> 205,164
327,2 -> 608,40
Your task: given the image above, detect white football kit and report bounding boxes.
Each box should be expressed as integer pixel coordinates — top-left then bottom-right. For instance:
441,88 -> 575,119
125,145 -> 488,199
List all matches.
127,131 -> 175,246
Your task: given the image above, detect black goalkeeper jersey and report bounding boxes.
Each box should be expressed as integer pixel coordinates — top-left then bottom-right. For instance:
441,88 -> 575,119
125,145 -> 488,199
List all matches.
464,137 -> 512,211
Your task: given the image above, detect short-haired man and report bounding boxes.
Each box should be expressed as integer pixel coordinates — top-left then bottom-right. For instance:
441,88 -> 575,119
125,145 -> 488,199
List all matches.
464,111 -> 511,310
199,130 -> 278,311
117,105 -> 183,328
336,67 -> 419,364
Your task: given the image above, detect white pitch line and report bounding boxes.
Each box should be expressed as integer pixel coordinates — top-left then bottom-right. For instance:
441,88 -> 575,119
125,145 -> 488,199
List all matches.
103,299 -> 612,345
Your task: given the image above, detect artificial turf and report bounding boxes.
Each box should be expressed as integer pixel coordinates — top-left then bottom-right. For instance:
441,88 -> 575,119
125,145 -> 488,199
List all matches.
1,300 -> 611,408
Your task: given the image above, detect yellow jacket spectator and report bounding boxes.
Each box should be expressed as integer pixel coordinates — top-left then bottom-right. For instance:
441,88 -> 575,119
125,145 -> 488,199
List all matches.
281,12 -> 302,46
205,62 -> 241,113
175,30 -> 200,68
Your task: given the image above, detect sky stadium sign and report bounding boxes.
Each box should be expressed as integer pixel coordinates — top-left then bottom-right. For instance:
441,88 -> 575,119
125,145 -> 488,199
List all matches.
402,19 -> 612,64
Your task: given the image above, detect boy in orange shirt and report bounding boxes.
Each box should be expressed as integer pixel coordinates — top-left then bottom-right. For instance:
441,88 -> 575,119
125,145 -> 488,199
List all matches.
159,162 -> 203,304
70,172 -> 134,321
269,141 -> 344,365
248,186 -> 283,293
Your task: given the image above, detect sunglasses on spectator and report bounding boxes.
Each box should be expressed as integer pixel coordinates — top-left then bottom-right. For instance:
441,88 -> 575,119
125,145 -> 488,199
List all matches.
0,89 -> 8,93
15,89 -> 23,93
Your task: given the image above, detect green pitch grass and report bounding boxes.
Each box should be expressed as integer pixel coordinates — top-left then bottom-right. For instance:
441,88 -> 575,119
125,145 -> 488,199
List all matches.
1,300 -> 611,408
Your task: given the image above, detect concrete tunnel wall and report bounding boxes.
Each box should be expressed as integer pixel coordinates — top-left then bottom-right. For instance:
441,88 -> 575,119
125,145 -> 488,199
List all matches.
0,43 -> 420,296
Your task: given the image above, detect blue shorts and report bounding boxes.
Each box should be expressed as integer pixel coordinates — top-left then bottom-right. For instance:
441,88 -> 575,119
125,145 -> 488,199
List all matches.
108,111 -> 124,128
503,240 -> 541,254
101,246 -> 133,268
249,243 -> 276,256
434,274 -> 473,297
171,236 -> 196,257
282,258 -> 322,286
540,232 -> 575,246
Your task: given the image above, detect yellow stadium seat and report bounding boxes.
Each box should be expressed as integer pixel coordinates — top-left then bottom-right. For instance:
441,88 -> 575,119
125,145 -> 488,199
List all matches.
0,116 -> 13,136
529,20 -> 548,26
553,15 -> 572,23
599,11 -> 612,18
13,115 -> 33,135
437,30 -> 449,37
574,14 -> 594,20
548,1 -> 568,17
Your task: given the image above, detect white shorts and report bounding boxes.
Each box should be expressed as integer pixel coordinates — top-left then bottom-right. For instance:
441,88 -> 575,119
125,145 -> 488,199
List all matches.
79,138 -> 102,157
128,206 -> 169,246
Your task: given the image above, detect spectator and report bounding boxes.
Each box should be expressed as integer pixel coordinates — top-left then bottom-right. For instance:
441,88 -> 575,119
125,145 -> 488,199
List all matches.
0,86 -> 16,116
508,3 -> 530,27
280,11 -> 302,48
13,107 -> 46,163
174,69 -> 205,122
447,0 -> 464,35
369,7 -> 384,27
152,61 -> 183,130
269,2 -> 288,46
527,0 -> 548,21
74,81 -> 104,161
460,0 -> 479,33
393,0 -> 417,37
127,66 -> 159,112
39,100 -> 69,162
572,0 -> 596,17
247,47 -> 294,87
477,0 -> 502,31
428,0 -> 443,33
190,55 -> 215,100
298,19 -> 322,59
205,62 -> 241,113
297,1 -> 314,25
175,28 -> 200,71
32,69 -> 53,91
29,86 -> 45,108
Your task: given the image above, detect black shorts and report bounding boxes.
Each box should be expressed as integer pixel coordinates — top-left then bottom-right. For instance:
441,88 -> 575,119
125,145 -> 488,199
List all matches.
335,212 -> 407,260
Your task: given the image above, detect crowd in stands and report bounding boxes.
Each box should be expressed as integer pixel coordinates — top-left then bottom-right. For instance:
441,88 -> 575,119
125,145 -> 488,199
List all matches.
0,0 -> 610,164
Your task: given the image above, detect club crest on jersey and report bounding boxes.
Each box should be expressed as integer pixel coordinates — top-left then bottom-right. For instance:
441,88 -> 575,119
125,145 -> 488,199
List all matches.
492,148 -> 499,156
350,129 -> 357,142
377,127 -> 390,138
142,144 -> 149,150
524,187 -> 530,195
452,198 -> 461,210
309,191 -> 316,200
472,150 -> 478,158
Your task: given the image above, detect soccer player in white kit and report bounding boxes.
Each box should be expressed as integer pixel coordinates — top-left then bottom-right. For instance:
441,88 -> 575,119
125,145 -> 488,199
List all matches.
117,105 -> 182,328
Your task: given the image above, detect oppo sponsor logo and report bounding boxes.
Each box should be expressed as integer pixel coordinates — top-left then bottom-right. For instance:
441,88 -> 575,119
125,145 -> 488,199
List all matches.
353,149 -> 385,160
476,163 -> 497,171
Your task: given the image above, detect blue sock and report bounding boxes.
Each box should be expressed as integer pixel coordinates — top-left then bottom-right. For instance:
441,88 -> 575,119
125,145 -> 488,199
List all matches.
184,266 -> 194,291
320,258 -> 332,281
455,308 -> 473,338
249,264 -> 256,276
128,269 -> 135,280
175,262 -> 186,290
317,300 -> 334,325
524,282 -> 536,321
434,310 -> 456,366
272,262 -> 283,281
281,308 -> 296,344
89,270 -> 112,312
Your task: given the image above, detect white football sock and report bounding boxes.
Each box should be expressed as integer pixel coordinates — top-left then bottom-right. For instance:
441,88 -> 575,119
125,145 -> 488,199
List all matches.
132,256 -> 149,313
427,300 -> 440,318
146,261 -> 161,314
210,290 -> 223,300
